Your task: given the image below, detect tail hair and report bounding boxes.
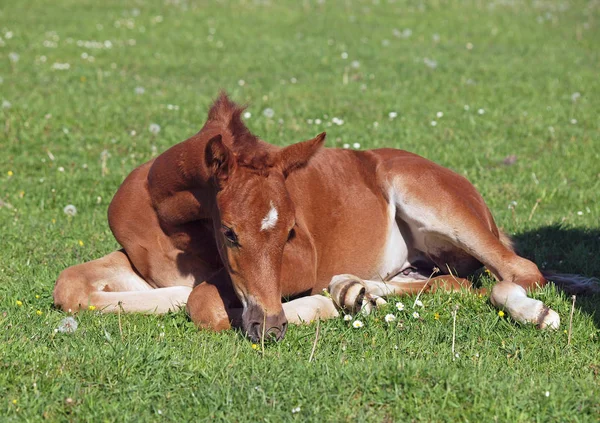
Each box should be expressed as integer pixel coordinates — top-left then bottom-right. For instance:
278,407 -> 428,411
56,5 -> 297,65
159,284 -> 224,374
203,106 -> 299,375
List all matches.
542,271 -> 600,295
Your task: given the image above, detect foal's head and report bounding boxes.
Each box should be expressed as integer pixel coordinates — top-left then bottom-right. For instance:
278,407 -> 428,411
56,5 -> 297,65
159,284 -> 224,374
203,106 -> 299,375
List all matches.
205,132 -> 326,342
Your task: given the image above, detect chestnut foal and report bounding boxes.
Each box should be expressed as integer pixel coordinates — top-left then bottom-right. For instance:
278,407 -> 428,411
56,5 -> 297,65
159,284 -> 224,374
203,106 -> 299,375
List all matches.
54,93 -> 589,342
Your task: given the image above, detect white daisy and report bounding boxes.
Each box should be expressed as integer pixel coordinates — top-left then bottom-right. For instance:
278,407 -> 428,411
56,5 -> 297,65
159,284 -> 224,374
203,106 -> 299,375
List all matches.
396,302 -> 405,311
352,320 -> 364,328
343,314 -> 352,321
412,311 -> 420,319
262,108 -> 274,118
384,314 -> 396,323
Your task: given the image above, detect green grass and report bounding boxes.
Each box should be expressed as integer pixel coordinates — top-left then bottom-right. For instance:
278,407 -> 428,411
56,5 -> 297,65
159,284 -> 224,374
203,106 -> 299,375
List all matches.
1,0 -> 600,421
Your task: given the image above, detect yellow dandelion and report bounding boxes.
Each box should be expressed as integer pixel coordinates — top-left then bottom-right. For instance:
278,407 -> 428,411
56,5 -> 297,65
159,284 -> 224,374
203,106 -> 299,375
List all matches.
78,240 -> 84,247
36,310 -> 43,316
434,312 -> 440,320
88,305 -> 96,311
16,300 -> 23,306
51,218 -> 56,224
251,343 -> 259,350
7,170 -> 13,176
498,310 -> 505,317
35,294 -> 40,299
19,191 -> 25,198
563,329 -> 568,334
12,399 -> 17,405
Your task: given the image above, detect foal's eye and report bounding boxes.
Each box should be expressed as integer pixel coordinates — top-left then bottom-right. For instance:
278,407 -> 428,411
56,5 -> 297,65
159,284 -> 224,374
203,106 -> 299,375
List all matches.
221,225 -> 238,246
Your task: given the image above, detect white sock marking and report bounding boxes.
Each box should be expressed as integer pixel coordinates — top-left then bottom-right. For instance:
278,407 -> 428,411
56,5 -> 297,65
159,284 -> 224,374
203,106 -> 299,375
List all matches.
260,202 -> 278,231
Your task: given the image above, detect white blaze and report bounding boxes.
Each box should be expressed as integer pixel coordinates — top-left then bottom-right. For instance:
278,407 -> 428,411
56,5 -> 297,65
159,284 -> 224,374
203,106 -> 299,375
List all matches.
260,202 -> 278,231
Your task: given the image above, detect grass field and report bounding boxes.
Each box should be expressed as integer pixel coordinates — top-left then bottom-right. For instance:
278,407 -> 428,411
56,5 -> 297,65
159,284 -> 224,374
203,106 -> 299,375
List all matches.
2,0 -> 600,421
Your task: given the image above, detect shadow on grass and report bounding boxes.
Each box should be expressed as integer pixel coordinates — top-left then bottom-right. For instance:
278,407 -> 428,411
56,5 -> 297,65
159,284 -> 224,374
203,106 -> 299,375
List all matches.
514,224 -> 600,328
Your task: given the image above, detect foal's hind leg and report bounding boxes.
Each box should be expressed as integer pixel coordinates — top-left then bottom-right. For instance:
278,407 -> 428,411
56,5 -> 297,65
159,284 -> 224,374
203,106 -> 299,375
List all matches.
54,250 -> 191,313
329,274 -> 473,314
387,170 -> 560,329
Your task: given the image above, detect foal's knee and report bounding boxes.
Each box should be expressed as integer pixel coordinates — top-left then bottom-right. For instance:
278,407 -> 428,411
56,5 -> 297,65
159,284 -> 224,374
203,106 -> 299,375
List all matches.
186,283 -> 235,332
53,266 -> 91,312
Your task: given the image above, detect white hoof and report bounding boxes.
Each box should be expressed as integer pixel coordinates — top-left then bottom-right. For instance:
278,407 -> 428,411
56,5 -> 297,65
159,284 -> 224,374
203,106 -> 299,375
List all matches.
538,307 -> 560,330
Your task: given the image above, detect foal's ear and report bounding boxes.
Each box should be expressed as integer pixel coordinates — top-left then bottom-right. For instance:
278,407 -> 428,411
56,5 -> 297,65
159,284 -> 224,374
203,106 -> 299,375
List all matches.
205,134 -> 235,184
277,132 -> 326,177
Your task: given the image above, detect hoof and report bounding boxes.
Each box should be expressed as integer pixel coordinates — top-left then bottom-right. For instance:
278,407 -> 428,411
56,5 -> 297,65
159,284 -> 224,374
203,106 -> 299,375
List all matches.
537,307 -> 560,330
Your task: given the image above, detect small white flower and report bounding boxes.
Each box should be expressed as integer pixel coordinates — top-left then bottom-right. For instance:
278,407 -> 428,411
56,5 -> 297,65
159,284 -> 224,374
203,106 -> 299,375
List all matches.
157,410 -> 163,415
352,320 -> 364,328
388,111 -> 397,119
352,142 -> 360,149
577,211 -> 583,216
63,204 -> 77,216
315,118 -> 322,125
455,353 -> 460,358
291,406 -> 301,414
351,60 -> 360,69
243,111 -> 251,119
2,100 -> 11,109
436,111 -> 443,118
423,57 -> 437,69
5,31 -> 13,40
237,79 -> 245,87
130,130 -> 137,136
58,167 -> 65,172
545,391 -> 550,397
134,86 -> 145,95
341,52 -> 348,59
570,118 -> 577,124
290,77 -> 297,84
508,200 -> 518,209
414,299 -> 424,307
149,123 -> 161,134
466,42 -> 474,50
373,121 -> 379,128
51,62 -> 71,70
478,108 -> 485,115
332,117 -> 344,126
412,311 -> 420,319
57,316 -> 78,333
262,108 -> 274,118
9,52 -> 19,63
571,92 -> 581,102
343,314 -> 353,321
464,105 -> 470,111
396,302 -> 405,311
430,120 -> 437,126
384,314 -> 396,323
342,143 -> 350,149
96,196 -> 102,204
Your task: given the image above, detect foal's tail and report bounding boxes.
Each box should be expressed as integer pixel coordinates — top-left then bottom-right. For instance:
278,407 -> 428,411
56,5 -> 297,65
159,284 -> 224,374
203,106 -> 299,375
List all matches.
542,271 -> 600,295
498,229 -> 600,295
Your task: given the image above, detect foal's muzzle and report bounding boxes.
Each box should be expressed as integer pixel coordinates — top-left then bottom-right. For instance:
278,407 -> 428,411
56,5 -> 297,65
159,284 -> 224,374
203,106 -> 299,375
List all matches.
243,303 -> 288,342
